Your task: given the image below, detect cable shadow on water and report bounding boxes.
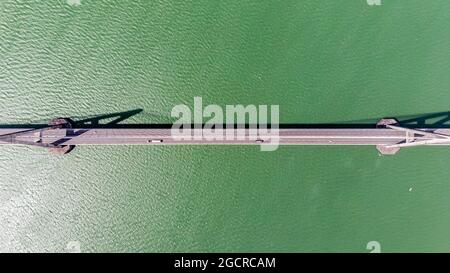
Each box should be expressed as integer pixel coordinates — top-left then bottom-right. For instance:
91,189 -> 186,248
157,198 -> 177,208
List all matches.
1,109 -> 450,129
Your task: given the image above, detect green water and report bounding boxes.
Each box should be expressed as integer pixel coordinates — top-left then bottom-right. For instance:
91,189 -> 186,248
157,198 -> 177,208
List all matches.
1,0 -> 450,252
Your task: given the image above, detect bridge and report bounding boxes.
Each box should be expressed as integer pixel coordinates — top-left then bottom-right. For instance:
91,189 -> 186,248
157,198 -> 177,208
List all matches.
1,117 -> 450,155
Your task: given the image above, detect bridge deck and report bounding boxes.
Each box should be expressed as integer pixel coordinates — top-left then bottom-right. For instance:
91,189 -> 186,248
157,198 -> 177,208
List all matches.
1,128 -> 450,146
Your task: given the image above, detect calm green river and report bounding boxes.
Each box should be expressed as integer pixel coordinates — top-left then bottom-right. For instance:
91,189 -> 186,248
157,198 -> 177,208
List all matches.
1,1 -> 450,252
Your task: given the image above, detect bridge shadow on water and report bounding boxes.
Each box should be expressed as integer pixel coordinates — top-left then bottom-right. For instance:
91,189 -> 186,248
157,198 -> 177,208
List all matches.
1,109 -> 450,129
